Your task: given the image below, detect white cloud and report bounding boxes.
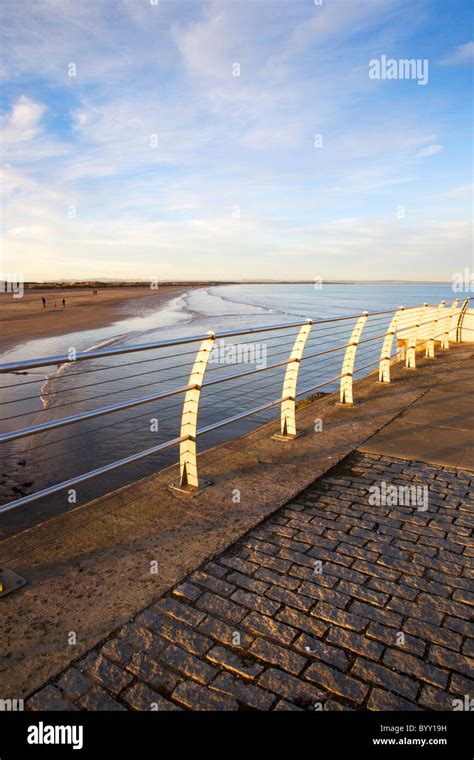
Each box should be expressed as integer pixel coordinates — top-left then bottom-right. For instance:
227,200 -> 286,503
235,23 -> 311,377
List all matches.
416,144 -> 443,158
0,96 -> 46,144
441,41 -> 474,65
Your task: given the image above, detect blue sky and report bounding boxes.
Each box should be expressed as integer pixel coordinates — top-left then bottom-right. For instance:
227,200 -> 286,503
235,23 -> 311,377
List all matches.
0,0 -> 472,281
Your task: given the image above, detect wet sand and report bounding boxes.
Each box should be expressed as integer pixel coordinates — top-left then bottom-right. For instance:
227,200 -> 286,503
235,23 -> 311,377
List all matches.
0,285 -> 195,354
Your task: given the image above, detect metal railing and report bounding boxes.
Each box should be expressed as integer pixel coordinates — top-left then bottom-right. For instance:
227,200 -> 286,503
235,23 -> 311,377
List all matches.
0,297 -> 470,515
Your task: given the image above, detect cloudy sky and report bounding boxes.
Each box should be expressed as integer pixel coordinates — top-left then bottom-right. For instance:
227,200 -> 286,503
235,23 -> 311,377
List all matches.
0,0 -> 472,281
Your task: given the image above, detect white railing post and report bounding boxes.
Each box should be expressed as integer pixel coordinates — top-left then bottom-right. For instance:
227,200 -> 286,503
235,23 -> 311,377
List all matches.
426,301 -> 445,358
455,298 -> 470,342
338,312 -> 368,405
441,299 -> 459,349
378,307 -> 404,383
405,304 -> 428,369
170,331 -> 215,494
273,320 -> 312,440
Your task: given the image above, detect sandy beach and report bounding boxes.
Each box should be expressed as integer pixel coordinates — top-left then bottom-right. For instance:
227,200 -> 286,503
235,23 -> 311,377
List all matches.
0,285 -> 195,355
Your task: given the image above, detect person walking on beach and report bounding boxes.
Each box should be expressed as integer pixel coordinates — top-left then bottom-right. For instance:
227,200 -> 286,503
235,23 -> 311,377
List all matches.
41,297 -> 46,308
62,298 -> 65,308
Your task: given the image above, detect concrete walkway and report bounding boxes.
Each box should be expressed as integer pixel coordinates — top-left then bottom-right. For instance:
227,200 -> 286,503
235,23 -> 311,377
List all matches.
360,357 -> 474,470
23,350 -> 474,711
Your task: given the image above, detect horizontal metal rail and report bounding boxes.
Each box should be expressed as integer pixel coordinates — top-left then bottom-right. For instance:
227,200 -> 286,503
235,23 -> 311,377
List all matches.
0,435 -> 187,515
0,306 -> 421,375
0,384 -> 193,444
0,298 -> 470,512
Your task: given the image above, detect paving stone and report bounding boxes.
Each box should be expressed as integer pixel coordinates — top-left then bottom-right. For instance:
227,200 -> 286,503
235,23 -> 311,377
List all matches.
231,588 -> 281,616
56,668 -> 94,701
126,652 -> 179,694
311,601 -> 368,632
402,617 -> 462,652
206,645 -> 264,679
367,622 -> 426,657
243,610 -> 297,645
351,657 -> 419,701
250,637 -> 306,675
349,600 -> 403,629
293,634 -> 349,670
254,567 -> 300,591
202,561 -> 229,578
450,672 -> 474,698
336,580 -> 388,608
258,668 -> 325,709
444,616 -> 474,637
99,639 -> 135,667
265,585 -> 313,612
429,645 -> 474,679
122,681 -> 182,711
154,596 -> 207,627
190,571 -> 236,597
382,649 -> 449,689
172,680 -> 238,711
324,700 -> 355,711
273,699 -> 304,711
78,685 -> 126,711
172,581 -> 203,603
117,624 -> 169,657
196,592 -> 247,624
211,672 -> 276,710
27,685 -> 78,712
418,685 -> 459,711
453,588 -> 474,606
198,613 -> 254,649
367,688 -> 422,711
297,580 -> 350,608
151,613 -> 213,656
326,626 -> 384,661
78,652 -> 133,694
304,661 -> 368,704
158,644 -> 218,684
226,571 -> 270,595
367,576 -> 418,601
276,606 -> 329,638
218,556 -> 257,575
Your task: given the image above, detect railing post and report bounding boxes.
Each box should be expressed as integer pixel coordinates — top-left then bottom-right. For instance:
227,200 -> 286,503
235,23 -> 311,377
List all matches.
338,312 -> 368,405
170,331 -> 215,494
425,301 -> 445,358
378,307 -> 404,383
441,299 -> 459,349
405,303 -> 428,369
455,298 -> 470,342
273,320 -> 312,440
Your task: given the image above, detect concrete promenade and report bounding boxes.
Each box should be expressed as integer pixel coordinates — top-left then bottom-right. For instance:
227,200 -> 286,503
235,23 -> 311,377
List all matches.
14,346 -> 472,711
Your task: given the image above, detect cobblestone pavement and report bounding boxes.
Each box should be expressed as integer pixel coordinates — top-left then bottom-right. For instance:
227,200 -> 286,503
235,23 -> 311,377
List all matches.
27,452 -> 474,712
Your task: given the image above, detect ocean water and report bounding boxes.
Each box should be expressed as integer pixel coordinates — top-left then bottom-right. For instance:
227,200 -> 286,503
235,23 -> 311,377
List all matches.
0,283 -> 460,535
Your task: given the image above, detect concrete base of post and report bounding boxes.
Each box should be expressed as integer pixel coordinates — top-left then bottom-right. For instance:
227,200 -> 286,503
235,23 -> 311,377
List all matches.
272,431 -> 305,441
169,479 -> 212,496
0,567 -> 27,598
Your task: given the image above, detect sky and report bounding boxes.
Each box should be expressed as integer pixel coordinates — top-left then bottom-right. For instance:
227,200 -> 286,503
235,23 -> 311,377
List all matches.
0,0 -> 472,282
